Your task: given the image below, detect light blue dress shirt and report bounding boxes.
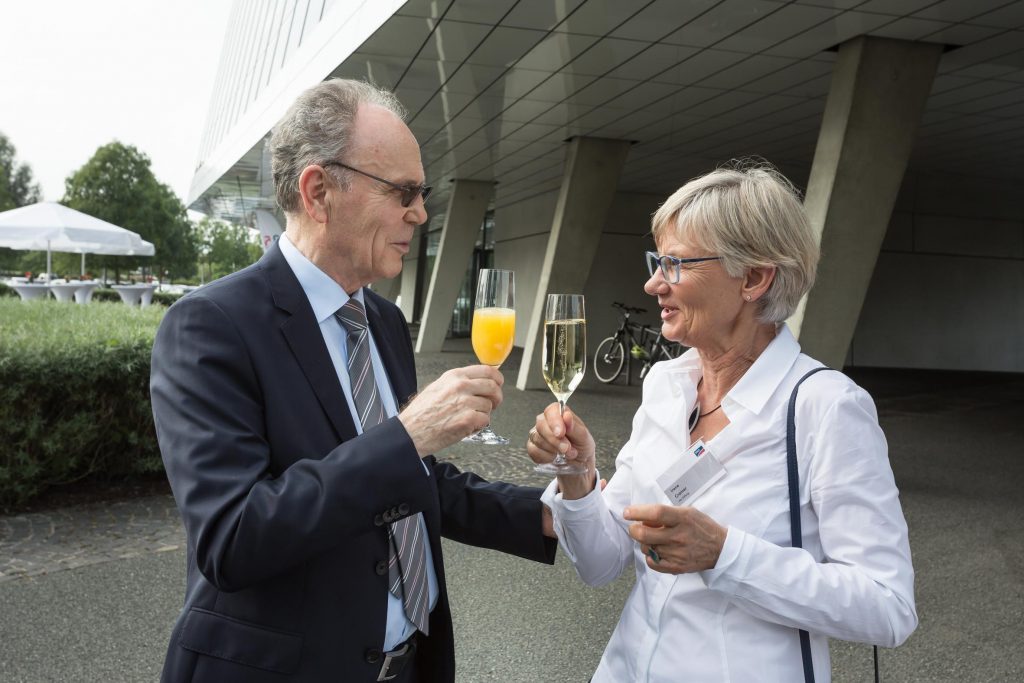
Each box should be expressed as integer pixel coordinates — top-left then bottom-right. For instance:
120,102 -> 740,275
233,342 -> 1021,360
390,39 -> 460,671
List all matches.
278,234 -> 438,649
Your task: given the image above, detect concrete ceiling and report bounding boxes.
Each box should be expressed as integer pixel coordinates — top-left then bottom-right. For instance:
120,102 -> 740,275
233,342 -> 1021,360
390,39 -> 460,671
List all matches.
341,0 -> 1024,216
197,0 -> 1024,225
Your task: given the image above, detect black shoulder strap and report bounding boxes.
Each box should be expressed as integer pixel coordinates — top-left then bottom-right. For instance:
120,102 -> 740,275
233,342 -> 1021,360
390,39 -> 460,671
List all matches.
787,367 -> 831,550
787,366 -> 879,683
787,367 -> 832,683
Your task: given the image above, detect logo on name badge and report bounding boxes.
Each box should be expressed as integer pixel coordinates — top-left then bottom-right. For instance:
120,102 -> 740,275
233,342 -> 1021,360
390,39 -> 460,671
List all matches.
656,438 -> 726,507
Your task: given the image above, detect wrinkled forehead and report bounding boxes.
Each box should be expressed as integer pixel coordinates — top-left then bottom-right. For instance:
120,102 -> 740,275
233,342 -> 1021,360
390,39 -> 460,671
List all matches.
349,104 -> 422,167
653,214 -> 709,256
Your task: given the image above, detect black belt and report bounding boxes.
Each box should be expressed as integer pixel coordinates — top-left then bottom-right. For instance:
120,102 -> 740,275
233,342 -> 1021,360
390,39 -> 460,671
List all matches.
376,634 -> 417,682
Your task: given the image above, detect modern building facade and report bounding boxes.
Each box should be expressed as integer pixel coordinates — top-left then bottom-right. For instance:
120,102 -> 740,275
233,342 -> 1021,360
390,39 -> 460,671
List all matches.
189,0 -> 1024,387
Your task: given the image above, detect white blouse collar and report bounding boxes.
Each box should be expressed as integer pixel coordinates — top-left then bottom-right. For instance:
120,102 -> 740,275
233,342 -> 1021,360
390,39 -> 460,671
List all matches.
726,324 -> 802,416
656,324 -> 802,418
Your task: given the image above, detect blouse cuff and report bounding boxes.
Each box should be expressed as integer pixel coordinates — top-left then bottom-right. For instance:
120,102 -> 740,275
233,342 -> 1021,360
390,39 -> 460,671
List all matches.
539,470 -> 604,564
539,469 -> 603,512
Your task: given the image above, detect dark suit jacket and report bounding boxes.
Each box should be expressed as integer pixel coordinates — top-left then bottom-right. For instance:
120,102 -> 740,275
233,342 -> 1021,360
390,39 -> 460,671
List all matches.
150,243 -> 556,682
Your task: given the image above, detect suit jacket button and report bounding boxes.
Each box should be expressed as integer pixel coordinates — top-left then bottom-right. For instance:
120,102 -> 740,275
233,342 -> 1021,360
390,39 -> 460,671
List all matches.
398,503 -> 410,516
365,648 -> 382,664
373,514 -> 384,527
382,511 -> 393,523
375,560 -> 388,576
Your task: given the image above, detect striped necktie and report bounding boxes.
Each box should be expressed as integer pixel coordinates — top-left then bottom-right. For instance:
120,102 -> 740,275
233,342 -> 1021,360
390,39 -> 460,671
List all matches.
335,298 -> 430,635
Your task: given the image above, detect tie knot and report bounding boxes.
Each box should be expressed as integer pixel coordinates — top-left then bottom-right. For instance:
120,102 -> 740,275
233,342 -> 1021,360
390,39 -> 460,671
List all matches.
335,299 -> 368,333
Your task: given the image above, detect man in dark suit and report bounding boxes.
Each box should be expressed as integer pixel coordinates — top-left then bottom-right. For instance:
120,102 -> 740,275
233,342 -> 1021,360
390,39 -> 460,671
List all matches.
150,79 -> 556,682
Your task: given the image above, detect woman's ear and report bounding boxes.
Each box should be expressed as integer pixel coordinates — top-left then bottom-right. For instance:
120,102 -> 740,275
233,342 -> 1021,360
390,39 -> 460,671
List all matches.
297,165 -> 331,224
742,265 -> 775,303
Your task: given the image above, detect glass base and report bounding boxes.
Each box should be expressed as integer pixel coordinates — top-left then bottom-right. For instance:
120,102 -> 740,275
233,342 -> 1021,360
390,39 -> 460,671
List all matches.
533,461 -> 588,475
463,426 -> 509,445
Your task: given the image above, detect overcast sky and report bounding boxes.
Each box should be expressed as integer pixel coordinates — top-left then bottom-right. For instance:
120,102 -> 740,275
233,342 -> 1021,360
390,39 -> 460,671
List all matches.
0,0 -> 234,206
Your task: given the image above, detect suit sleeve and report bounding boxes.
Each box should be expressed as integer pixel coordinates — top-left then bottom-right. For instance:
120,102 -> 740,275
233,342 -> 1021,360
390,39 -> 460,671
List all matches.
433,460 -> 557,564
150,295 -> 432,592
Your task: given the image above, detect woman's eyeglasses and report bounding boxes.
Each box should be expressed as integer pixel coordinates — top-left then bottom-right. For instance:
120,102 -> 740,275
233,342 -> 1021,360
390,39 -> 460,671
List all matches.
323,161 -> 432,207
645,251 -> 721,284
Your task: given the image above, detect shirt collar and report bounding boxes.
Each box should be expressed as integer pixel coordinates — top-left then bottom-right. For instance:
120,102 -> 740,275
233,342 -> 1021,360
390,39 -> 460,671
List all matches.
725,324 -> 801,416
278,232 -> 362,323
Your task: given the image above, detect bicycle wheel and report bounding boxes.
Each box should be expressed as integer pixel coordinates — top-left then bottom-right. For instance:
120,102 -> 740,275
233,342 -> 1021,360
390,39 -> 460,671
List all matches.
593,336 -> 626,383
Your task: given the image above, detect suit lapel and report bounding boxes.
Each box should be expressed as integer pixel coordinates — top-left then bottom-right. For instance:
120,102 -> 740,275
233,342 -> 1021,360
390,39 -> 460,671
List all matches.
364,292 -> 416,406
263,243 -> 359,443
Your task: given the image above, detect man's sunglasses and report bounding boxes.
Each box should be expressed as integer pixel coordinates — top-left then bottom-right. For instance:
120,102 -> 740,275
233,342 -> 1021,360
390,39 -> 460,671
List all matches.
323,161 -> 432,208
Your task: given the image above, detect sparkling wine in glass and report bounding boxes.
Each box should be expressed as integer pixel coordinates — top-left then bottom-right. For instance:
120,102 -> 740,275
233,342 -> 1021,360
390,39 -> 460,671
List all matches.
464,269 -> 515,445
535,293 -> 588,475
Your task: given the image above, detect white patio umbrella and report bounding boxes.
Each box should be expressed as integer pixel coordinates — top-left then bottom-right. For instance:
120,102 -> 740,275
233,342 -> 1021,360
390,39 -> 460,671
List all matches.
0,201 -> 155,277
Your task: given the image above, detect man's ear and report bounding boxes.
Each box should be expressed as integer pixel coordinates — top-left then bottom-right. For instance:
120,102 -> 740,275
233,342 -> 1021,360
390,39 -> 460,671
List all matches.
297,165 -> 332,224
742,265 -> 776,302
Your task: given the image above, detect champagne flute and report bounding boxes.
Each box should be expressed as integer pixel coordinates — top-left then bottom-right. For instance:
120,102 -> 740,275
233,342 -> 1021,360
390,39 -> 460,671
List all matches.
464,269 -> 515,445
535,293 -> 588,475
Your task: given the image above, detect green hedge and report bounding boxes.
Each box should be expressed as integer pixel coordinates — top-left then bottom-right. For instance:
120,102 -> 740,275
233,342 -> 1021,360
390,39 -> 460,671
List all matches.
90,287 -> 122,303
0,299 -> 167,509
152,290 -> 184,307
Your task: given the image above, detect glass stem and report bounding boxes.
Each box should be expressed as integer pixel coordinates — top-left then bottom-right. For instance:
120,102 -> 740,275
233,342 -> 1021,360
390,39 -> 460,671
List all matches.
554,400 -> 568,465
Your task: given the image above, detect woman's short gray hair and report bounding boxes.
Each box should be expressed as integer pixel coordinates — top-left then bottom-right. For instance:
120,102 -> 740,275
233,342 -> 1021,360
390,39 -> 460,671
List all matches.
651,160 -> 819,323
269,78 -> 406,213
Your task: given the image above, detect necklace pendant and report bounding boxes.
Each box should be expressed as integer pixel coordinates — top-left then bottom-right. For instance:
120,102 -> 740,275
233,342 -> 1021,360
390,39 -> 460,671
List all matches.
688,402 -> 700,432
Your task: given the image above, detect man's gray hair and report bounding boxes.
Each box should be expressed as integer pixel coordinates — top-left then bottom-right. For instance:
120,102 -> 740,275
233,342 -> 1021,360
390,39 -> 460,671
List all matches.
651,160 -> 819,323
269,78 -> 406,213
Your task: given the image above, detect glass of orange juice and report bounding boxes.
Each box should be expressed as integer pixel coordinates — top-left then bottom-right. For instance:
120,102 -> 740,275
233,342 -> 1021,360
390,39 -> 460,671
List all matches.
465,269 -> 515,444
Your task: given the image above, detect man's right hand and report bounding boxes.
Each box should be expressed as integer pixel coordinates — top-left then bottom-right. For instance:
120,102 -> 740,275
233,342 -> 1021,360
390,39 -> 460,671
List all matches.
399,365 -> 504,456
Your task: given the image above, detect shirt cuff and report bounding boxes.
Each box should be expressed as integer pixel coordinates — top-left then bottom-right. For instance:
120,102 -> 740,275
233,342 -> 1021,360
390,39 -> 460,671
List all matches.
699,524 -> 745,588
539,470 -> 603,564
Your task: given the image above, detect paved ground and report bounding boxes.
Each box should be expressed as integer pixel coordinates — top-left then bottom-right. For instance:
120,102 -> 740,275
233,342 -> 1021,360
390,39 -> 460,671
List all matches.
1,339 -> 1022,681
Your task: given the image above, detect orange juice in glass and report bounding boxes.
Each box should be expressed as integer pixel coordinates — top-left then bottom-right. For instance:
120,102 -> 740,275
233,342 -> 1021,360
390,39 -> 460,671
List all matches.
464,269 -> 514,445
472,307 -> 515,367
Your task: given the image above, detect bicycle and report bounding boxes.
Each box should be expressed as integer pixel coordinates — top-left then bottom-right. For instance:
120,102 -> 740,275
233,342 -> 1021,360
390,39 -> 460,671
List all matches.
593,302 -> 685,384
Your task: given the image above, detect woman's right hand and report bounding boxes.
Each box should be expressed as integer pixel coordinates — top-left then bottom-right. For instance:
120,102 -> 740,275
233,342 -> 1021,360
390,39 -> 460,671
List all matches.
527,404 -> 597,499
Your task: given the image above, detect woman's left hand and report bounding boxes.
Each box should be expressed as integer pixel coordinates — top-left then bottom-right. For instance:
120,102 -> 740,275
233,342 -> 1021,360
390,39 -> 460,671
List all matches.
623,504 -> 728,574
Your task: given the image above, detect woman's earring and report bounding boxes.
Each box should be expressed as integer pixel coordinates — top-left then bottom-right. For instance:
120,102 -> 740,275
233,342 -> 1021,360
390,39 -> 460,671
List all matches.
744,295 -> 752,301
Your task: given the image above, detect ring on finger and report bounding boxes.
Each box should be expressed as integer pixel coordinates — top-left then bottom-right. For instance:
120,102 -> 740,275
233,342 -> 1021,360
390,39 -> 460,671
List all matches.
647,545 -> 661,564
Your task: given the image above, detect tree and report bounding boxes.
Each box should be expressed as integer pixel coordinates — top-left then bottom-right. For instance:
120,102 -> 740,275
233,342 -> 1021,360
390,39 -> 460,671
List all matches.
0,132 -> 41,211
62,142 -> 197,281
195,217 -> 262,282
0,132 -> 43,273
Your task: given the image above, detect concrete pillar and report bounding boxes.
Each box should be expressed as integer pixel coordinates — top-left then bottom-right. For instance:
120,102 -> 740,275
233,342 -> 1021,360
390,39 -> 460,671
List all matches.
398,229 -> 422,323
789,36 -> 942,369
416,180 -> 494,353
516,136 -> 631,390
371,274 -> 401,303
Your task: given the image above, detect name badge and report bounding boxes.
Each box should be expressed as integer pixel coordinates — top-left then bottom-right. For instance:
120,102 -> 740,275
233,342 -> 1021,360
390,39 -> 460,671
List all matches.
656,439 -> 726,506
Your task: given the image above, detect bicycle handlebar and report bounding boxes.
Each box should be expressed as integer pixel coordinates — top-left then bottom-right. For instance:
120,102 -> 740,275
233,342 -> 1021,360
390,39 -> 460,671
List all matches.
612,301 -> 647,315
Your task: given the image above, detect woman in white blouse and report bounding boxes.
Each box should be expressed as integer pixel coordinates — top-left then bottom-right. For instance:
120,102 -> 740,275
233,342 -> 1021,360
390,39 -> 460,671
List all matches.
528,162 -> 917,682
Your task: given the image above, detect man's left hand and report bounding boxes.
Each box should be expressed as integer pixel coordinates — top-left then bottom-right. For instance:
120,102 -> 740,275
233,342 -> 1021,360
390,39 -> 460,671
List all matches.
623,504 -> 728,574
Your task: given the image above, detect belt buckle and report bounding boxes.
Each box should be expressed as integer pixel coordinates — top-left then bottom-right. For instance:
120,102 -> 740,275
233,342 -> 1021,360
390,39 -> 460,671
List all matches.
376,642 -> 410,682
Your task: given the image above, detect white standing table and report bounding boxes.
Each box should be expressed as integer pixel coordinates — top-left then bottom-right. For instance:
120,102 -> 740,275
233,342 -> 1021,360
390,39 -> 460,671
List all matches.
9,283 -> 51,301
111,284 -> 157,306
